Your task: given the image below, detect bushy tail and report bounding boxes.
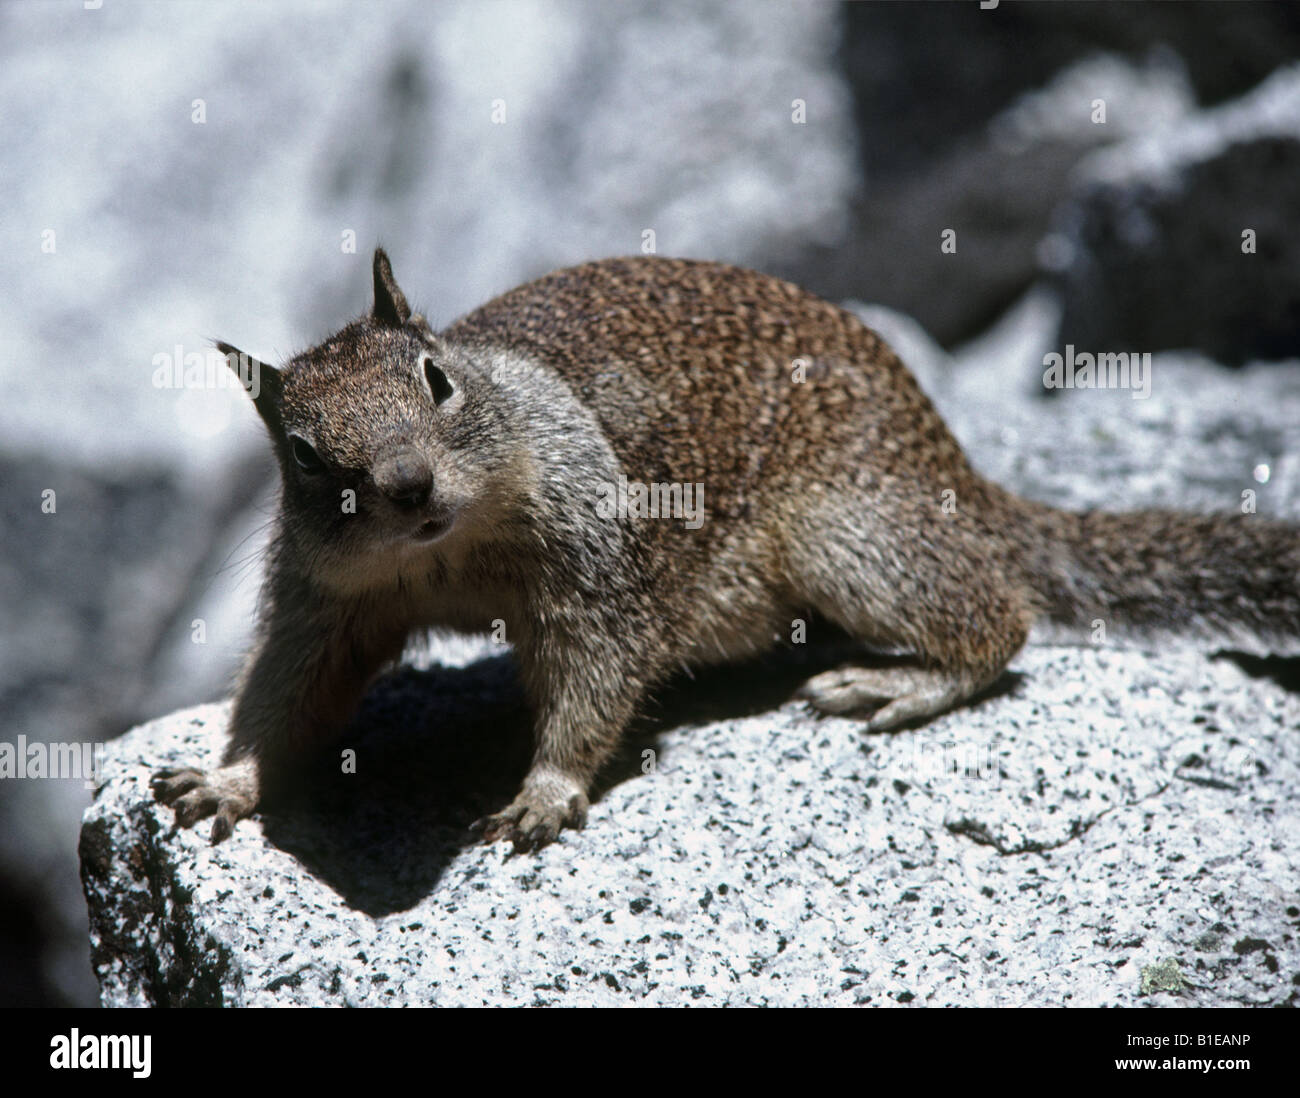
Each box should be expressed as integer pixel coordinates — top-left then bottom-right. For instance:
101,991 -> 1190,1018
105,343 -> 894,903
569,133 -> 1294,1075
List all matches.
1015,501 -> 1300,656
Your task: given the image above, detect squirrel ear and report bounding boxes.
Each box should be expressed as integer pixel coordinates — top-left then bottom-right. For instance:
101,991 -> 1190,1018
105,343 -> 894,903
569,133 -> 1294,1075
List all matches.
372,247 -> 411,327
216,340 -> 282,426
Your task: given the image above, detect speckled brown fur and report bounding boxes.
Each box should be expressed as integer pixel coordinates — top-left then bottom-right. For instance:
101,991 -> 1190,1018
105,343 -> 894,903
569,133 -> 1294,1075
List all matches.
154,248 -> 1300,850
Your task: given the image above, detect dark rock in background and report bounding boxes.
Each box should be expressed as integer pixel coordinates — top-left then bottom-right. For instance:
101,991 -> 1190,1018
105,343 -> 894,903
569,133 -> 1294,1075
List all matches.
1056,136 -> 1300,364
1048,61 -> 1300,364
767,134 -> 1091,352
836,0 -> 1300,183
775,0 -> 1300,346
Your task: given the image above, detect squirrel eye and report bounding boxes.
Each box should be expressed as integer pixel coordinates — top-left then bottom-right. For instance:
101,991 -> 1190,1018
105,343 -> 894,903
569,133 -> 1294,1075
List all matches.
289,435 -> 325,473
421,354 -> 454,405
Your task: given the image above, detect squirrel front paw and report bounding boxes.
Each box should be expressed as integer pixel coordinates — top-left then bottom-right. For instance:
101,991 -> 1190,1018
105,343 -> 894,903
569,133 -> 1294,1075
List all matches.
471,769 -> 589,852
151,760 -> 259,843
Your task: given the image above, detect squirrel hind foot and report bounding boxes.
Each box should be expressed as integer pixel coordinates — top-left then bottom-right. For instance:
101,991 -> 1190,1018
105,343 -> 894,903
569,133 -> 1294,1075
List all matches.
796,664 -> 984,731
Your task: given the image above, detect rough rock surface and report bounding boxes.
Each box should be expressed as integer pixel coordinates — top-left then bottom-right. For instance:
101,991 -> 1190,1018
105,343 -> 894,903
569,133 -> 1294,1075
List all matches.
80,298 -> 1300,1007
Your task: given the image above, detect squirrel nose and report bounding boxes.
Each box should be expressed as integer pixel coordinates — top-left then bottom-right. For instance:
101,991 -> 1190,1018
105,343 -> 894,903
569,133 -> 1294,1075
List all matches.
374,447 -> 433,510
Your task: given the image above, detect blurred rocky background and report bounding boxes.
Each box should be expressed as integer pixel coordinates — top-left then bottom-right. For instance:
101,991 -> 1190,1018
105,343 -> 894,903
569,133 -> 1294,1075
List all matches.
2,0 -> 1298,1006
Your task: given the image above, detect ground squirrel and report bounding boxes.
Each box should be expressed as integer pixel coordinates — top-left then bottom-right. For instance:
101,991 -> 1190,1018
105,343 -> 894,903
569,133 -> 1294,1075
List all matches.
153,247 -> 1300,850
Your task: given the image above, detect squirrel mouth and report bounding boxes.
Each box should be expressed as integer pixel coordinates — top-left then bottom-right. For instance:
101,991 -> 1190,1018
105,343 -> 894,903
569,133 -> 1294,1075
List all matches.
412,514 -> 454,543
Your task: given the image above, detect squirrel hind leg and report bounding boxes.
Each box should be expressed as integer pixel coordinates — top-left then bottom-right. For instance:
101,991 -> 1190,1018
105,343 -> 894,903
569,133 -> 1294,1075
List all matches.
784,513 -> 1035,730
792,595 -> 1032,730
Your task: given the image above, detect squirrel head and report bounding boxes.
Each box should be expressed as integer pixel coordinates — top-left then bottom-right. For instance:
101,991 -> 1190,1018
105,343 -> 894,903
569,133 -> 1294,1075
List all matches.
219,248 -> 513,583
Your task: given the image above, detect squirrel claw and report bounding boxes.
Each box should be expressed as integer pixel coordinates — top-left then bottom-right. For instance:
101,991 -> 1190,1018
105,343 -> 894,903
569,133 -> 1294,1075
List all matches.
473,787 -> 589,853
521,824 -> 558,852
151,762 -> 258,842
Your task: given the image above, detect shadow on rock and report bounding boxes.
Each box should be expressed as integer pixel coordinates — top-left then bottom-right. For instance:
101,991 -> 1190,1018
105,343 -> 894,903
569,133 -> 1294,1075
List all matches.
253,627 -> 968,915
1216,651 -> 1300,694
